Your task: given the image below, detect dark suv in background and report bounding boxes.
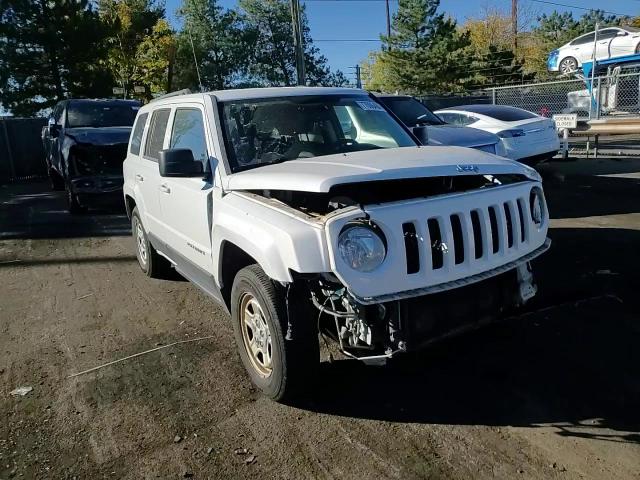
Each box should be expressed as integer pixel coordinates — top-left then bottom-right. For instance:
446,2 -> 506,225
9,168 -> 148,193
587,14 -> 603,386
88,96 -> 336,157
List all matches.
374,94 -> 505,156
42,99 -> 140,213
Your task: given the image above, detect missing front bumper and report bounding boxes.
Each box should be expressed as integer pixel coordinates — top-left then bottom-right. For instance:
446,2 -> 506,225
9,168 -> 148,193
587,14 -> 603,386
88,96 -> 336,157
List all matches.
353,238 -> 551,305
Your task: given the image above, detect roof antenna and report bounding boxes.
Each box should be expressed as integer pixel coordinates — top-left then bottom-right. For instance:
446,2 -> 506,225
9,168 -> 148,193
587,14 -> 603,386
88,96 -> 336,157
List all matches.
188,28 -> 203,92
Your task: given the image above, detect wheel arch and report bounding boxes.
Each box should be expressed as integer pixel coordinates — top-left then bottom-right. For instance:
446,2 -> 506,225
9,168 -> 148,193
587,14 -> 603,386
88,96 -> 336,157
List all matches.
124,194 -> 136,219
219,240 -> 261,309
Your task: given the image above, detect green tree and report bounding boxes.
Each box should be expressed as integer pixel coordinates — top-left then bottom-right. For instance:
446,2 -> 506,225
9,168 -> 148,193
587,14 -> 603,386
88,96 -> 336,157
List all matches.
0,0 -> 112,116
173,0 -> 252,91
466,46 -> 533,88
374,0 -> 472,94
239,0 -> 347,87
98,0 -> 174,99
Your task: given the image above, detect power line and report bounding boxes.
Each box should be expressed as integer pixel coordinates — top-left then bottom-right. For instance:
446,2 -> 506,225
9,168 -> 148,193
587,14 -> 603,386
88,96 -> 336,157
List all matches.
524,0 -> 633,17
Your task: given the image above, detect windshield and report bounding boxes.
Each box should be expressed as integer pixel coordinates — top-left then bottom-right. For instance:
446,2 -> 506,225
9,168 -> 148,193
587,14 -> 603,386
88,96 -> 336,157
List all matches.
67,102 -> 139,128
219,95 -> 416,172
378,97 -> 444,127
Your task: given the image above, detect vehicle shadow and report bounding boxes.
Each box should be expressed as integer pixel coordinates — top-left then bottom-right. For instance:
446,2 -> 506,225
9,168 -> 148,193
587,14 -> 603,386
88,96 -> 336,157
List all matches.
0,181 -> 130,239
540,157 -> 640,219
299,227 -> 640,442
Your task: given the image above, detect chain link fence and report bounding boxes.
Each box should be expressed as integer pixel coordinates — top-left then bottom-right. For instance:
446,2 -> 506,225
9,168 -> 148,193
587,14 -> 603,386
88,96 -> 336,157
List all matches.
490,71 -> 640,120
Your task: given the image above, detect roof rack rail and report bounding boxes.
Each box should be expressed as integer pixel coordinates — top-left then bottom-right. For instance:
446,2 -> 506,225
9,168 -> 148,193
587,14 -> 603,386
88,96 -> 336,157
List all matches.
149,88 -> 193,103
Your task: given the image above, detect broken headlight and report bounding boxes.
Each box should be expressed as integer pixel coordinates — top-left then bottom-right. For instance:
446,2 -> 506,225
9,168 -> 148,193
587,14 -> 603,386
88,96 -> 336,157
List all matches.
337,222 -> 386,273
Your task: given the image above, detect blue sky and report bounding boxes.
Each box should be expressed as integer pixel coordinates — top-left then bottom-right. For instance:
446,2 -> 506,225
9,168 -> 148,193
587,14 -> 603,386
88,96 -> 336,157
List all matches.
164,0 -> 637,83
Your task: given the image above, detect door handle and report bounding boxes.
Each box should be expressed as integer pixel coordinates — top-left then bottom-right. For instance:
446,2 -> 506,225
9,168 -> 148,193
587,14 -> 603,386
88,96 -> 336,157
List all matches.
135,174 -> 144,182
159,184 -> 171,194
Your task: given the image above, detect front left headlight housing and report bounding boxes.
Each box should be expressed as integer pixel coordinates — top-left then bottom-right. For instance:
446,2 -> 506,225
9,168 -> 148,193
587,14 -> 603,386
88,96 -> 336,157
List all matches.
530,187 -> 546,227
337,223 -> 387,272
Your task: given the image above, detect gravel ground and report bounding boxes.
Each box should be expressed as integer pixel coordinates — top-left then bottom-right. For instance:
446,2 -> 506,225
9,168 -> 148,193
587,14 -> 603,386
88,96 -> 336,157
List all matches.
0,157 -> 639,479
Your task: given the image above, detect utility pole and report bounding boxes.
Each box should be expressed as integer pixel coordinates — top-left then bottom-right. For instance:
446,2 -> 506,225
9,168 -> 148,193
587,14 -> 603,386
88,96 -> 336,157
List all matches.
290,0 -> 306,86
352,65 -> 362,89
511,0 -> 518,52
385,0 -> 391,39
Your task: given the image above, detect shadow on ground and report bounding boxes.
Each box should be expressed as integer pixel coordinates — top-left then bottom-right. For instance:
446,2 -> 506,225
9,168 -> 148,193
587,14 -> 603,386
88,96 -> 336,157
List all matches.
302,218 -> 640,441
0,181 -> 130,239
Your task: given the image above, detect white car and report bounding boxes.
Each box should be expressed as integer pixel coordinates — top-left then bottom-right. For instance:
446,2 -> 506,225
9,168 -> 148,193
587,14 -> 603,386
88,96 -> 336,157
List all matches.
547,26 -> 640,74
435,105 -> 560,165
124,87 -> 550,401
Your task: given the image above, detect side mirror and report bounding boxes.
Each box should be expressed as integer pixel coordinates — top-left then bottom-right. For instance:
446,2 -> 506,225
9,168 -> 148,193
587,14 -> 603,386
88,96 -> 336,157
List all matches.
412,125 -> 429,145
158,149 -> 204,177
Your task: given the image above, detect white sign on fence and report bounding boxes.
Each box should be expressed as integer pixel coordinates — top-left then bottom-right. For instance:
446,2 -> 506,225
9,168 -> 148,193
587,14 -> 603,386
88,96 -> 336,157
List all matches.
552,113 -> 578,130
112,87 -> 125,95
133,86 -> 146,94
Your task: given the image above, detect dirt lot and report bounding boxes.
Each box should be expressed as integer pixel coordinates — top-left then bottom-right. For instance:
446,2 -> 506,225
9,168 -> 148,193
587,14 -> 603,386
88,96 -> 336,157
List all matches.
1,158 -> 639,479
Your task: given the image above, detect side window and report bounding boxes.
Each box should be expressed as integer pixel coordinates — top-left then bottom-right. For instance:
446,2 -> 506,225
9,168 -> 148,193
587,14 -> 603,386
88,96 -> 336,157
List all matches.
129,113 -> 148,155
440,113 -> 477,126
572,33 -> 595,45
460,114 -> 479,126
597,29 -> 618,40
144,108 -> 171,161
169,108 -> 208,163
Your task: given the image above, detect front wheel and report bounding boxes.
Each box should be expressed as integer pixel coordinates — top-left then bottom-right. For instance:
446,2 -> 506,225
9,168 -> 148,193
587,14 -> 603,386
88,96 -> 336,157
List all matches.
66,185 -> 86,214
49,169 -> 65,191
231,265 -> 319,402
559,57 -> 578,74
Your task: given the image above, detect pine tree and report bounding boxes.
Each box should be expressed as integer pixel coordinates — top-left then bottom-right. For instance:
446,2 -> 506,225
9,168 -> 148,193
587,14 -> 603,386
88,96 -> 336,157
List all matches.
377,0 -> 471,94
0,0 -> 112,116
239,0 -> 346,87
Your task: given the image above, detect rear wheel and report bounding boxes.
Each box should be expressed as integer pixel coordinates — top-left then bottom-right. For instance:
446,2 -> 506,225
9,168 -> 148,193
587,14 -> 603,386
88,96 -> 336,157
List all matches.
559,57 -> 578,74
635,43 -> 640,55
131,207 -> 170,278
231,265 -> 319,402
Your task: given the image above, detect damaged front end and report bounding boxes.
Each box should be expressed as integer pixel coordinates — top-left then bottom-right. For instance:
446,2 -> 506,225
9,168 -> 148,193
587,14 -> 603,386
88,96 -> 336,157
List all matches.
255,174 -> 550,364
66,143 -> 128,206
307,262 -> 537,364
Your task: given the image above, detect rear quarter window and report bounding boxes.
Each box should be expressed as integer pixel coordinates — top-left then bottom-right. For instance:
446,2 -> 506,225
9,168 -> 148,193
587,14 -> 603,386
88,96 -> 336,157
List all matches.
144,109 -> 171,161
129,113 -> 148,155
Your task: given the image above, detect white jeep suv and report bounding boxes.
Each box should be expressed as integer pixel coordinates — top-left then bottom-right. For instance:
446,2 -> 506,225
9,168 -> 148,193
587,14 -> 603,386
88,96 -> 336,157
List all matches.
123,87 -> 550,401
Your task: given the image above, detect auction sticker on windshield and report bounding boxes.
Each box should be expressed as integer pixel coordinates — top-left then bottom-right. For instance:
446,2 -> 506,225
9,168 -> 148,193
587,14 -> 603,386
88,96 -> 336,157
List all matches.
356,101 -> 386,112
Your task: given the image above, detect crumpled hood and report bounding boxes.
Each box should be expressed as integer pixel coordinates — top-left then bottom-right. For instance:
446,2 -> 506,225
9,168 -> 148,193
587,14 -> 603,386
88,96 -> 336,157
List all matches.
224,146 -> 540,193
65,126 -> 132,146
426,125 -> 499,148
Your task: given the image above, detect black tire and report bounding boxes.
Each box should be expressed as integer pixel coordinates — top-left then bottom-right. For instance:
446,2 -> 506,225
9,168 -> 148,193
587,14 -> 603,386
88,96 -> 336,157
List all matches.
131,207 -> 170,278
231,264 -> 319,402
559,57 -> 578,74
66,185 -> 87,214
49,169 -> 65,191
